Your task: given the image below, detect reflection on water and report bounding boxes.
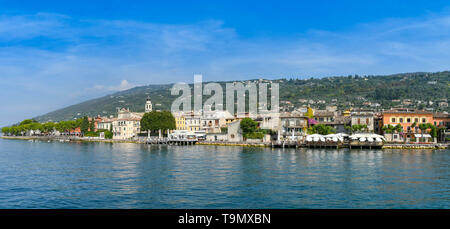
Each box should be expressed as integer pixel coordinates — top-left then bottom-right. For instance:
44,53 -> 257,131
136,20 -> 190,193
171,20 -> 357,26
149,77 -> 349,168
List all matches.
0,139 -> 448,208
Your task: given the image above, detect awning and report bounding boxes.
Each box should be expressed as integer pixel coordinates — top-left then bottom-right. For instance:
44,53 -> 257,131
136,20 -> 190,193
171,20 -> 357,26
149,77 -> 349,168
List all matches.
415,134 -> 432,138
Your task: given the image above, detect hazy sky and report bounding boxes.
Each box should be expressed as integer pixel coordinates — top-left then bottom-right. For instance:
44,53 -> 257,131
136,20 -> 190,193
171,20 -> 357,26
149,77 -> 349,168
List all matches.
1,0 -> 450,126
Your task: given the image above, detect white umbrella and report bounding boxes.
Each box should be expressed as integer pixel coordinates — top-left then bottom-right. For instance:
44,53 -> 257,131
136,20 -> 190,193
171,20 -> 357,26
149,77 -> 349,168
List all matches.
367,137 -> 374,142
359,137 -> 366,142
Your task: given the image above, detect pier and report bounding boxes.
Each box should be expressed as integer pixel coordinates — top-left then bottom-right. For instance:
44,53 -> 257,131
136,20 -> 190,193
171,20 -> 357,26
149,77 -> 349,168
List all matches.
145,138 -> 198,145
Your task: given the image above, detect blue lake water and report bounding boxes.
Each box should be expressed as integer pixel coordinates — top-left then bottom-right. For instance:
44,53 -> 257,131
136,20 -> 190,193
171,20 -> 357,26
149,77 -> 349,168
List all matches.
0,138 -> 449,208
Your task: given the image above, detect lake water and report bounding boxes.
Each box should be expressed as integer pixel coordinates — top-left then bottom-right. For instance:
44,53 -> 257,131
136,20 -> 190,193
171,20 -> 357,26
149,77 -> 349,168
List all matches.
0,138 -> 449,209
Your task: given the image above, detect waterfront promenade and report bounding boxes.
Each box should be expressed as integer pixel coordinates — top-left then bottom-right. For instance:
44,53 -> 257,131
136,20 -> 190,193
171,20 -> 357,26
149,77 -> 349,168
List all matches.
1,136 -> 448,149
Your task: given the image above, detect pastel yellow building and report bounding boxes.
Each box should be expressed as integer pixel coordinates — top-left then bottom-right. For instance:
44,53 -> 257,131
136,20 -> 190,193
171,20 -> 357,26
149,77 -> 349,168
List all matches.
174,115 -> 187,130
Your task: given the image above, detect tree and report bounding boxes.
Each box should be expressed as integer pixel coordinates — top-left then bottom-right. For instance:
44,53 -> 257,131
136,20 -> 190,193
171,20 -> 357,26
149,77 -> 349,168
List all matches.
307,124 -> 336,135
410,122 -> 417,133
140,111 -> 176,134
89,119 -> 95,132
418,123 -> 428,134
422,123 -> 437,138
42,122 -> 55,134
240,118 -> 265,139
104,130 -> 113,139
240,118 -> 258,135
382,124 -> 395,141
347,124 -> 368,134
305,107 -> 314,119
80,117 -> 89,134
20,119 -> 37,126
1,127 -> 11,135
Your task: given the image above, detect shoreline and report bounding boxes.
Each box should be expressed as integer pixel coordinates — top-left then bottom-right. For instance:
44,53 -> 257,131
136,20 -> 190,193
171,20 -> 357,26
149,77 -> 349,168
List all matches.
1,136 -> 448,149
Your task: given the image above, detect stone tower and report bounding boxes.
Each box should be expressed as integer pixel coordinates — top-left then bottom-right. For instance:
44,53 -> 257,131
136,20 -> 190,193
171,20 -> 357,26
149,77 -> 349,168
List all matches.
145,96 -> 153,113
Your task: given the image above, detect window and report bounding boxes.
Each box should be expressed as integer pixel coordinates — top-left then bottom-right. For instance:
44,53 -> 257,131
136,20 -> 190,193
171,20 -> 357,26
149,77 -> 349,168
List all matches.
391,118 -> 396,123
415,118 -> 419,123
407,118 -> 411,123
399,118 -> 403,123
422,118 -> 426,123
366,118 -> 369,124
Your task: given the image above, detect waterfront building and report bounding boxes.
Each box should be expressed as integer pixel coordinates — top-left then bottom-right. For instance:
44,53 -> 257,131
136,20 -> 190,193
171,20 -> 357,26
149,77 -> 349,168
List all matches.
374,113 -> 383,135
382,108 -> 434,132
184,111 -> 202,132
251,112 -> 281,131
201,110 -> 234,133
205,119 -> 243,142
172,112 -> 187,130
333,116 -> 352,133
311,109 -> 350,133
227,120 -> 244,142
350,109 -> 375,132
112,108 -> 144,140
433,112 -> 450,129
313,110 -> 335,123
109,98 -> 152,139
280,112 -> 308,138
97,117 -> 113,131
382,108 -> 434,142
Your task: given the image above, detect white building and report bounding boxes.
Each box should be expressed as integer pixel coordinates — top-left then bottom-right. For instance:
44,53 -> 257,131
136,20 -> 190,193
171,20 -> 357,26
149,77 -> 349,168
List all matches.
111,98 -> 150,140
112,108 -> 144,140
97,117 -> 113,130
201,110 -> 234,133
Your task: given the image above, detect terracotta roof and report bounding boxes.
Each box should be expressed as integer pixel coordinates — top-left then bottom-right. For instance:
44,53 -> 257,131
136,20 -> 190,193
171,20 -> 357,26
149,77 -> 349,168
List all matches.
314,110 -> 335,117
383,109 -> 432,114
433,113 -> 450,118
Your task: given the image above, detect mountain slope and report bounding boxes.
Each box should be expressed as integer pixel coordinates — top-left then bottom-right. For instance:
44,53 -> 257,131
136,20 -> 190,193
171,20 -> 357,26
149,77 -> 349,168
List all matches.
34,71 -> 450,122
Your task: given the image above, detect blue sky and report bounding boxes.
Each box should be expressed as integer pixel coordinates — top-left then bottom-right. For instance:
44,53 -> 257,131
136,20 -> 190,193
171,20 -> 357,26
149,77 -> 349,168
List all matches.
1,0 -> 450,126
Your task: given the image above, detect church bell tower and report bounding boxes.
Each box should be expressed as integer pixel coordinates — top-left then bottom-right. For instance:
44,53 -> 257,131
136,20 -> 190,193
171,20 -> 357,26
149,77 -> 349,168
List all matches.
145,96 -> 153,113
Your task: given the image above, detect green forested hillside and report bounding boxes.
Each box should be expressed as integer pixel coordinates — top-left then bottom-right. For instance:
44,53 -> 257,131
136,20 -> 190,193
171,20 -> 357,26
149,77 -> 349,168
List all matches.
34,71 -> 450,122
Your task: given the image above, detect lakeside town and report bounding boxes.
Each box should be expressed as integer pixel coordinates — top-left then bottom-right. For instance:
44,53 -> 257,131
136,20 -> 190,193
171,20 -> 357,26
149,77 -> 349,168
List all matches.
1,95 -> 449,149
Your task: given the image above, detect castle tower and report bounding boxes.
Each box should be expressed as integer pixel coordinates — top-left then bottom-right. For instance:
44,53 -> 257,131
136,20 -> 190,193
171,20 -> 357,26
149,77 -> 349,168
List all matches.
145,96 -> 153,113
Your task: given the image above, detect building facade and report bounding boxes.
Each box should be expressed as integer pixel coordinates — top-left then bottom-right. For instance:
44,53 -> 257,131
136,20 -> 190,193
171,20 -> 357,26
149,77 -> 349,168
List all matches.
351,109 -> 375,132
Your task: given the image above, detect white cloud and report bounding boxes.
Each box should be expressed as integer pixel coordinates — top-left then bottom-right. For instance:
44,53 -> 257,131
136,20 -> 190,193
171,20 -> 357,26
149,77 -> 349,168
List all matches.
94,80 -> 136,92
